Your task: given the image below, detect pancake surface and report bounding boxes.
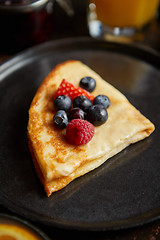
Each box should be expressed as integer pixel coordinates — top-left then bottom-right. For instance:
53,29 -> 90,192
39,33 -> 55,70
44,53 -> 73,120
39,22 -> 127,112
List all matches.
27,60 -> 155,196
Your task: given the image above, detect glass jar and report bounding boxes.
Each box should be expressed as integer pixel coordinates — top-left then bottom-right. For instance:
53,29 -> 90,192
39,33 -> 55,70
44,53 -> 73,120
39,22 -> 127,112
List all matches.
0,0 -> 54,53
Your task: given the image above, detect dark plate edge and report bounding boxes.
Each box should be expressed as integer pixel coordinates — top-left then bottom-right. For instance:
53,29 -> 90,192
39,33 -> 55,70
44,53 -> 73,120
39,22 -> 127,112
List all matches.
0,37 -> 160,77
0,213 -> 51,239
1,193 -> 160,231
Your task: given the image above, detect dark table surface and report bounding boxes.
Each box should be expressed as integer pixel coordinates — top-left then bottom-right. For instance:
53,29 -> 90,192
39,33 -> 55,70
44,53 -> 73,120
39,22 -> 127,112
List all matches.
0,1 -> 160,239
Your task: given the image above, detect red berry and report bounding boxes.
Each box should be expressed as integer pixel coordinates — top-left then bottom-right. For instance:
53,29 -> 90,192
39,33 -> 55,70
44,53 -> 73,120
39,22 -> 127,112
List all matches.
54,79 -> 94,102
66,119 -> 94,145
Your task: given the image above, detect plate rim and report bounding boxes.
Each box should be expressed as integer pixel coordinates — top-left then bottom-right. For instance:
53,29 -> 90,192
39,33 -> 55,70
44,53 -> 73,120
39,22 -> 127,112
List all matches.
1,193 -> 160,231
0,213 -> 51,239
0,37 -> 160,75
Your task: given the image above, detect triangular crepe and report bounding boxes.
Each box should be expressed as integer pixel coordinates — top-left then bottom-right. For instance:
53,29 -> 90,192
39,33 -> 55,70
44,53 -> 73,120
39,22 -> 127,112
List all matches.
27,60 -> 155,196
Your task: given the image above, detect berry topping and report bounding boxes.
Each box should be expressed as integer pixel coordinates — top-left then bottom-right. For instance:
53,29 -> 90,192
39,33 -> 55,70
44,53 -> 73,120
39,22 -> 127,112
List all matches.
52,77 -> 111,145
53,110 -> 68,128
54,95 -> 72,112
73,95 -> 92,111
93,95 -> 111,109
54,79 -> 94,102
69,108 -> 85,121
87,105 -> 108,126
66,119 -> 94,145
80,76 -> 96,92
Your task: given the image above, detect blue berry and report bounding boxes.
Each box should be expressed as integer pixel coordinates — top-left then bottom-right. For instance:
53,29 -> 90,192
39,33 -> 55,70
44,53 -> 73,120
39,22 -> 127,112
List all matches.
69,108 -> 85,121
80,76 -> 96,92
87,105 -> 108,126
53,110 -> 68,128
93,95 -> 110,109
73,95 -> 92,112
54,95 -> 72,112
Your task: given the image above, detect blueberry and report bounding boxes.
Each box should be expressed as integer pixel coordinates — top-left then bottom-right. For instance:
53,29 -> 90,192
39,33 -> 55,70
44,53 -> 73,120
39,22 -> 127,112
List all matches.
93,95 -> 110,109
87,105 -> 108,126
69,108 -> 85,121
54,95 -> 72,112
73,95 -> 92,111
80,76 -> 96,92
53,110 -> 68,128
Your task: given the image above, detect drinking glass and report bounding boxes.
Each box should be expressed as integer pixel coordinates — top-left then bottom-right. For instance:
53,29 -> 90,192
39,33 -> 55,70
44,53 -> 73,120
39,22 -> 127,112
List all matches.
88,0 -> 159,41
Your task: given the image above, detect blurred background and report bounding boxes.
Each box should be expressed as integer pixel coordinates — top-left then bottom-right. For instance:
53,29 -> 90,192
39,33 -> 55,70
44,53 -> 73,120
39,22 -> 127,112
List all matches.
0,0 -> 160,55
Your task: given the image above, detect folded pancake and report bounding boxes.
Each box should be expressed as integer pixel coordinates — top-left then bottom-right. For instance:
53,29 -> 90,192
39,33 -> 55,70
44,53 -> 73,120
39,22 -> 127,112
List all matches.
27,60 -> 155,196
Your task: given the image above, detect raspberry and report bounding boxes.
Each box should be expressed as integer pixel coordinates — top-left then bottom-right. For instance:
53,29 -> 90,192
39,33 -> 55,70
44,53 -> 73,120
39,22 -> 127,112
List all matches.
54,79 -> 94,102
66,119 -> 94,145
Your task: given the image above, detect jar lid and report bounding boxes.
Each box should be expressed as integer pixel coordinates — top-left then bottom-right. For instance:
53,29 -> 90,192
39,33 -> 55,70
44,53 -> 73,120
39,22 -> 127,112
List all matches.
0,0 -> 50,12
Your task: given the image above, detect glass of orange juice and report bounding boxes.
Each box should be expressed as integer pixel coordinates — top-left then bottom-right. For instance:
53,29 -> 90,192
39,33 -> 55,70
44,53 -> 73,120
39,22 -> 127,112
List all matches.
88,0 -> 159,41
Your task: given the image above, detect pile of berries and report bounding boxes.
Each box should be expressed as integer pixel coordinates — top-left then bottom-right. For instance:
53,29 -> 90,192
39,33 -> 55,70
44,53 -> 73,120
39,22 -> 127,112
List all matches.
53,77 -> 110,145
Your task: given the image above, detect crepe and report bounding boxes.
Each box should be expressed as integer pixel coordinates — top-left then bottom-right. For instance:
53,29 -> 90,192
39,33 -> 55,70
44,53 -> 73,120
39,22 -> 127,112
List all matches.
27,60 -> 155,196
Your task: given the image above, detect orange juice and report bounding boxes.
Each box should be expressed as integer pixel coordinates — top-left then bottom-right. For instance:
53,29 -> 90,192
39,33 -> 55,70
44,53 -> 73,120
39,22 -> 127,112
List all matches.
91,0 -> 159,29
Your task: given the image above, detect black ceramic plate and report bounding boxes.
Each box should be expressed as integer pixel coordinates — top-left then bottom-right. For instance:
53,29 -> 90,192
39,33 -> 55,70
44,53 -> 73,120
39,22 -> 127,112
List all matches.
0,38 -> 160,231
